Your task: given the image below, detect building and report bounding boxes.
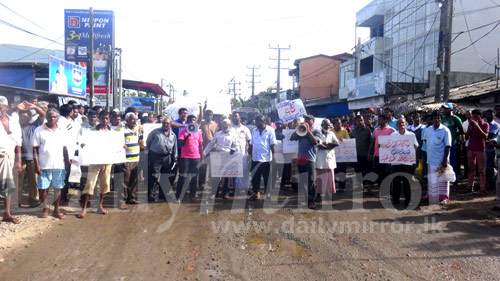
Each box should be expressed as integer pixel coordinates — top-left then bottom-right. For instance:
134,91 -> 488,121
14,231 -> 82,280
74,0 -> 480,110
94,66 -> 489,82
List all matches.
289,53 -> 352,117
340,0 -> 500,110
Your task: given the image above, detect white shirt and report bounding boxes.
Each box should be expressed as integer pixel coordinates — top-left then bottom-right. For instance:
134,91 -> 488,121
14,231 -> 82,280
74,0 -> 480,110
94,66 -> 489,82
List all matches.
231,124 -> 251,156
58,116 -> 80,158
203,130 -> 238,157
462,120 -> 470,147
316,130 -> 338,170
250,126 -> 276,162
33,124 -> 67,170
0,114 -> 22,153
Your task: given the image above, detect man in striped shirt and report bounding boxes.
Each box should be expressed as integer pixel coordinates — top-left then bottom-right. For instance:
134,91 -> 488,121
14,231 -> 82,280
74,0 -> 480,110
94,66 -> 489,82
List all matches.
119,112 -> 140,207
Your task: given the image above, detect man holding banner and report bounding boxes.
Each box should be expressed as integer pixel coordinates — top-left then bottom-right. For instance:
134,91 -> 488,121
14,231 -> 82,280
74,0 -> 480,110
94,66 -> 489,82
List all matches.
389,117 -> 419,206
77,111 -> 114,219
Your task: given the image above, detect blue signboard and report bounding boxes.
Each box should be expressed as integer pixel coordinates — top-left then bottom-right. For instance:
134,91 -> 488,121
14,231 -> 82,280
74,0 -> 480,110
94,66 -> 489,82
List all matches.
347,69 -> 386,101
122,97 -> 155,112
49,56 -> 87,98
64,9 -> 115,64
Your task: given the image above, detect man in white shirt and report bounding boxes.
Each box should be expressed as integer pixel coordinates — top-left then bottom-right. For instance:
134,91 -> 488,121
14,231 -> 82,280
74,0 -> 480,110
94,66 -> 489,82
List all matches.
203,118 -> 238,199
0,96 -> 22,224
248,115 -> 276,200
231,112 -> 251,193
58,104 -> 80,205
33,108 -> 70,219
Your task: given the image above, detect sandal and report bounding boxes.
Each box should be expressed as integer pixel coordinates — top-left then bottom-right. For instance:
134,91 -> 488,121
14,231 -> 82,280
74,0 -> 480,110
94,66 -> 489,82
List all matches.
2,217 -> 20,224
118,204 -> 128,210
97,209 -> 109,215
38,208 -> 49,218
76,212 -> 86,219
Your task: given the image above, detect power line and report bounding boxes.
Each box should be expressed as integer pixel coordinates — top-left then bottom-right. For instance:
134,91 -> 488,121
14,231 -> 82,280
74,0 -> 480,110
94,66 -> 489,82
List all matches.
452,21 -> 500,55
299,61 -> 342,83
0,2 -> 53,34
457,0 -> 495,67
453,5 -> 500,17
0,19 -> 63,45
8,34 -> 64,63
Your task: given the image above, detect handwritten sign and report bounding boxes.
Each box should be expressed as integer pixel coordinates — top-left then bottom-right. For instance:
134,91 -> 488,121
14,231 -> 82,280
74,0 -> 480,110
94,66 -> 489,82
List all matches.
334,139 -> 357,162
277,99 -> 306,124
142,123 -> 161,146
210,151 -> 243,177
79,131 -> 126,165
378,135 -> 416,165
283,129 -> 298,154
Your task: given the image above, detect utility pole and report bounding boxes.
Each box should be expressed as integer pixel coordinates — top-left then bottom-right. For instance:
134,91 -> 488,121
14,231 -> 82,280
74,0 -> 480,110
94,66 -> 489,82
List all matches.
113,48 -> 122,110
269,45 -> 290,102
118,48 -> 123,110
227,77 -> 241,106
435,0 -> 453,102
89,7 -> 94,107
442,0 -> 453,102
496,48 -> 499,89
105,44 -> 112,111
246,65 -> 261,99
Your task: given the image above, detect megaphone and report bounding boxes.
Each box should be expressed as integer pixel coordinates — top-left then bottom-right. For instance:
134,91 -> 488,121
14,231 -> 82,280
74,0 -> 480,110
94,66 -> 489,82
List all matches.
187,123 -> 199,134
296,123 -> 308,137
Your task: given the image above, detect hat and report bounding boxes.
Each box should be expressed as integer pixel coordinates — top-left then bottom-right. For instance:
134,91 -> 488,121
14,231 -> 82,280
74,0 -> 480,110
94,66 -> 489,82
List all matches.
112,108 -> 120,113
368,107 -> 374,112
142,112 -> 149,118
303,114 -> 314,120
222,118 -> 231,125
275,119 -> 283,124
442,103 -> 453,110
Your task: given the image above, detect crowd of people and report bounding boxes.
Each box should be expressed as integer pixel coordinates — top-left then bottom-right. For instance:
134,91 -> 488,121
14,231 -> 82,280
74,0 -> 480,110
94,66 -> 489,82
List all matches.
1,94 -> 500,223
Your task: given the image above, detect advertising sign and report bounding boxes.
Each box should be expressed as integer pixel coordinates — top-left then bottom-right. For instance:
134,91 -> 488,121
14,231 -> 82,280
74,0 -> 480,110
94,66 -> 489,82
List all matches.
49,56 -> 86,98
378,135 -> 417,165
277,99 -> 306,124
64,9 -> 115,63
122,97 -> 155,112
347,69 -> 386,101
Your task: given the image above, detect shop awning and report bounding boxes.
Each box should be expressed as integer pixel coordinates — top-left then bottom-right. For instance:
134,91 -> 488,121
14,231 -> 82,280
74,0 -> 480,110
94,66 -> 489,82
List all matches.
122,79 -> 169,96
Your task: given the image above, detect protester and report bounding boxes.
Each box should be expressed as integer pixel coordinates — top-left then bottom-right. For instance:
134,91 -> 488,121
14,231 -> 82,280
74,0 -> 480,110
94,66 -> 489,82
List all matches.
176,114 -> 203,203
249,115 -> 276,200
390,117 -> 419,205
483,109 -> 500,183
119,112 -> 140,207
424,111 -> 452,204
290,114 -> 321,209
315,119 -> 338,202
441,103 -> 464,187
33,108 -> 69,219
199,108 -> 218,189
203,118 -> 237,200
146,116 -> 178,202
110,111 -> 122,130
58,104 -> 80,205
368,115 -> 395,191
465,109 -> 489,196
350,115 -> 373,194
77,111 -> 113,218
231,112 -> 251,193
18,101 -> 45,207
332,118 -> 350,192
0,96 -> 21,224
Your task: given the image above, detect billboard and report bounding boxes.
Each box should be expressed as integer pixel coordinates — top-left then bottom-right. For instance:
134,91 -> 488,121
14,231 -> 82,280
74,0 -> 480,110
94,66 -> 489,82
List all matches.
346,69 -> 386,101
64,9 -> 114,97
122,97 -> 155,112
49,56 -> 87,98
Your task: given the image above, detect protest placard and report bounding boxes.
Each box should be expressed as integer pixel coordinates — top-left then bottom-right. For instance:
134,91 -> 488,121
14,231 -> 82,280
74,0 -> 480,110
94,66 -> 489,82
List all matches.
282,129 -> 298,154
142,123 -> 161,146
79,131 -> 126,165
210,151 -> 243,177
277,99 -> 306,124
378,135 -> 416,165
334,139 -> 357,162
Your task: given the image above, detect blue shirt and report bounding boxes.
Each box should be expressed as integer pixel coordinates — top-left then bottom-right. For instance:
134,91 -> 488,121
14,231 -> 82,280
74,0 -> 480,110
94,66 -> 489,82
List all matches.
424,124 -> 452,166
374,117 -> 398,130
171,119 -> 186,139
250,126 -> 276,162
297,129 -> 322,162
484,119 -> 500,153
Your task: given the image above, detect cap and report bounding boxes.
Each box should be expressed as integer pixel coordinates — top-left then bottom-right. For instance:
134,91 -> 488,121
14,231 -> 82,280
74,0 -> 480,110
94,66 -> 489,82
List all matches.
368,107 -> 374,112
222,118 -> 231,125
303,114 -> 314,120
112,108 -> 120,113
275,119 -> 283,124
142,112 -> 148,118
442,103 -> 453,110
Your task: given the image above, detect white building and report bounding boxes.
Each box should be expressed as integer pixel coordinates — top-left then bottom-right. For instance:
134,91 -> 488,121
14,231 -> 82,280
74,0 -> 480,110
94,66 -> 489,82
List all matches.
340,0 -> 500,109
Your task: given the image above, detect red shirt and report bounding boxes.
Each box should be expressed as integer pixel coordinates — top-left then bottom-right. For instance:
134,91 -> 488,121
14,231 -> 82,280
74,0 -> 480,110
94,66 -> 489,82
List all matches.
468,120 -> 489,152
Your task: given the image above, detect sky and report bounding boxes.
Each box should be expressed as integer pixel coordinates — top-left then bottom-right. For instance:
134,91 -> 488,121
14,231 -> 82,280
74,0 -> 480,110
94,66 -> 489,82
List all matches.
0,0 -> 371,102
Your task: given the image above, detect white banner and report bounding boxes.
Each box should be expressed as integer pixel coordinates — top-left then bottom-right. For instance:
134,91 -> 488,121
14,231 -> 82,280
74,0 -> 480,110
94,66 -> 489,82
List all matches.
277,99 -> 306,124
334,139 -> 357,163
142,123 -> 162,146
210,151 -> 244,177
79,131 -> 126,165
378,135 -> 416,165
282,129 -> 298,154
